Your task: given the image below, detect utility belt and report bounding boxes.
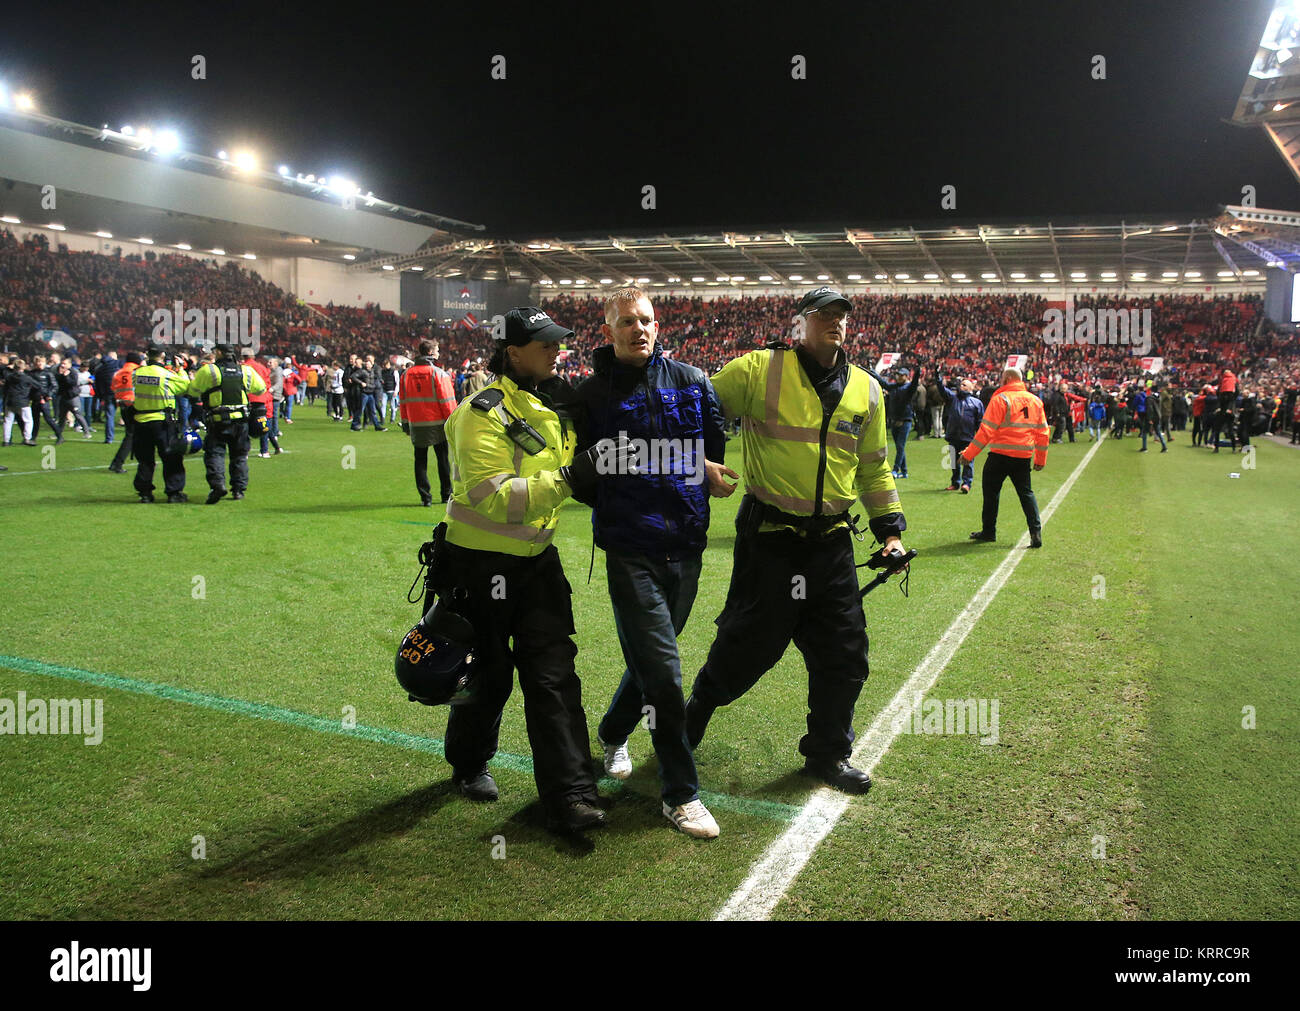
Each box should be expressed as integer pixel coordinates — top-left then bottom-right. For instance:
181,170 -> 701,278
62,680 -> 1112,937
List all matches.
736,493 -> 850,539
207,404 -> 248,422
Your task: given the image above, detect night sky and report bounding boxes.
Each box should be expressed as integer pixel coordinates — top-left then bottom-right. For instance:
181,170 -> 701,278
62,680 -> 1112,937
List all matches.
2,0 -> 1296,237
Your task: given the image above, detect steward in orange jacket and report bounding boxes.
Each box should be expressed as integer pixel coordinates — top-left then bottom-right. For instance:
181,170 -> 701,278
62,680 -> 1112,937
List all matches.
106,353 -> 143,473
399,338 -> 457,505
961,368 -> 1048,547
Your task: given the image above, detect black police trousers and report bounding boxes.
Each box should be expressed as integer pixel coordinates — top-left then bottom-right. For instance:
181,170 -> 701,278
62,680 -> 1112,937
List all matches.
205,420 -> 251,494
133,419 -> 186,496
414,442 -> 451,503
691,526 -> 868,763
111,405 -> 135,470
980,452 -> 1041,537
434,542 -> 599,814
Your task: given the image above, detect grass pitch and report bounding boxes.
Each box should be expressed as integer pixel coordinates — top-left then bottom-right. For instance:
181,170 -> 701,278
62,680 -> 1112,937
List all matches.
1,409 -> 1295,920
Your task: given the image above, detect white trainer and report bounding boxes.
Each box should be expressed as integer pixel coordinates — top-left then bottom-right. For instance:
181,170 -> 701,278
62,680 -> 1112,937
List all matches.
599,736 -> 632,779
663,799 -> 720,839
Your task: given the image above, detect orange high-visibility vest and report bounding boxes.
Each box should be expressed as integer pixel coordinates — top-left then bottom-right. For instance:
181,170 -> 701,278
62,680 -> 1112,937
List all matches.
400,361 -> 456,429
110,362 -> 140,405
962,381 -> 1049,467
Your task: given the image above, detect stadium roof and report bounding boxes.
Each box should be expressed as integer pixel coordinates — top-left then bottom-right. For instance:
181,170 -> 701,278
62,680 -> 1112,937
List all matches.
0,107 -> 482,261
349,219 -> 1274,289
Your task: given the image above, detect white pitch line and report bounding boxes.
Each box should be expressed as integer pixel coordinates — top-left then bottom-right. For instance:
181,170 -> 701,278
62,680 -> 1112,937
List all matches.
0,464 -> 116,477
715,434 -> 1107,921
1,448 -> 294,477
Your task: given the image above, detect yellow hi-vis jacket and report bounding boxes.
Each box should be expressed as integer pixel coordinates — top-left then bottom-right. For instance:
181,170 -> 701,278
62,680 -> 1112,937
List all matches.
130,363 -> 191,423
443,374 -> 576,558
710,347 -> 900,535
961,380 -> 1049,467
187,361 -> 267,418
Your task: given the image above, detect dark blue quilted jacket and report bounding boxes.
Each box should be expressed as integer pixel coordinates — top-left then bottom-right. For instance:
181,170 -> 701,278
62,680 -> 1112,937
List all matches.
573,344 -> 726,556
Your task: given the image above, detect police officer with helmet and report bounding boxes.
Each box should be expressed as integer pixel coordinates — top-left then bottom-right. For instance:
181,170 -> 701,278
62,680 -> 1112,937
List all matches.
685,286 -> 908,794
431,306 -> 624,834
130,342 -> 192,503
188,344 -> 268,504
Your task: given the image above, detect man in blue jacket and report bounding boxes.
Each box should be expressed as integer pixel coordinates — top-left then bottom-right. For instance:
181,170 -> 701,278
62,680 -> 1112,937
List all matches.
938,370 -> 984,493
571,287 -> 737,840
881,366 -> 920,478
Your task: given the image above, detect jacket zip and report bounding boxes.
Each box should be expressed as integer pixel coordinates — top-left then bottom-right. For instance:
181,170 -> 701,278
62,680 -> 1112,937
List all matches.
813,409 -> 831,517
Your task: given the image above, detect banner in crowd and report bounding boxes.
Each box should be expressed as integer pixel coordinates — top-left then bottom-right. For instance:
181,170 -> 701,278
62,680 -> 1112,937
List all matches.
401,277 -> 534,325
1140,356 -> 1164,374
1006,354 -> 1028,371
876,352 -> 901,372
36,328 -> 76,349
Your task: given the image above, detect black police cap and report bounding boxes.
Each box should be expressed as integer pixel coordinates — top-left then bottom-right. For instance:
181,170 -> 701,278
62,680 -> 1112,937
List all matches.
500,307 -> 575,346
796,286 -> 852,315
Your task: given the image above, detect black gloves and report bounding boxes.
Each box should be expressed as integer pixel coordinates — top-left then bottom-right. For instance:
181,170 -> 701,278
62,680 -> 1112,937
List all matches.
561,435 -> 635,504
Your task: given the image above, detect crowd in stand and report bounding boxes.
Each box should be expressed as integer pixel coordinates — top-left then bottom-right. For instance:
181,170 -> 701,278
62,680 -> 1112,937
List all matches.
3,228 -> 1299,452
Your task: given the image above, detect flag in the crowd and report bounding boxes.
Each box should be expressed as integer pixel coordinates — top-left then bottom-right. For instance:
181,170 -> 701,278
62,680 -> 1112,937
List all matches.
459,312 -> 478,329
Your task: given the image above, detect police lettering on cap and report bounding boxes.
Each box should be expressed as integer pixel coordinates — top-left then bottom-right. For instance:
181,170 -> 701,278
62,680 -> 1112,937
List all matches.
796,286 -> 853,316
501,306 -> 576,347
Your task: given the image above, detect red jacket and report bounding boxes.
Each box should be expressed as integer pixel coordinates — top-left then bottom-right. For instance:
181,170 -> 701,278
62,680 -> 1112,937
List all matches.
246,358 -> 272,406
399,359 -> 456,430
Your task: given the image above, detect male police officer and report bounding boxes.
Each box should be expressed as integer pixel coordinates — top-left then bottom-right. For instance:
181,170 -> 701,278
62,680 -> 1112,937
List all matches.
130,343 -> 192,503
189,345 -> 268,503
685,287 -> 908,794
962,366 -> 1049,547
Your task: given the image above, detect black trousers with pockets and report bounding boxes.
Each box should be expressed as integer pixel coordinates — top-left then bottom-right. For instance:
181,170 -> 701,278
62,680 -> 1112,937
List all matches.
691,526 -> 869,763
433,542 -> 599,814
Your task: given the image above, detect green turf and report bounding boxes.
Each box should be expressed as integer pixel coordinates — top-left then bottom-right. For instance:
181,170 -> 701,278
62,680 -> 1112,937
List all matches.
1,410 -> 1295,919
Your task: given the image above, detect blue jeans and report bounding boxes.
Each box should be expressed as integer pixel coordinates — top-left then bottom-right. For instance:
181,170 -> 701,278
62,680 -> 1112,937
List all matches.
281,397 -> 293,421
178,397 -> 191,429
597,549 -> 703,807
891,420 -> 912,475
357,394 -> 382,429
1139,413 -> 1166,450
103,400 -> 115,442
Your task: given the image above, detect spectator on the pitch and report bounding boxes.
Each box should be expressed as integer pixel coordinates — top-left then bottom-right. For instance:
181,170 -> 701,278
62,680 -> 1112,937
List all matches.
94,351 -> 121,443
3,357 -> 38,446
881,365 -> 920,478
926,374 -> 944,440
379,357 -> 399,423
939,372 -> 984,493
55,359 -> 92,439
281,364 -> 300,422
328,361 -> 344,419
1143,383 -> 1168,453
1087,389 -> 1106,442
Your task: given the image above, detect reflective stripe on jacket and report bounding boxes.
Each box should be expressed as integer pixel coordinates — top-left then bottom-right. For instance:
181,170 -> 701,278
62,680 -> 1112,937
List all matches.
110,362 -> 139,404
130,363 -> 191,422
443,374 -> 575,558
399,359 -> 457,430
961,381 -> 1049,466
710,348 -> 900,534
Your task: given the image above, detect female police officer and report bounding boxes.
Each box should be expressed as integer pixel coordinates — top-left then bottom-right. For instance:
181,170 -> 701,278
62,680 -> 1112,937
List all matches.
435,306 -> 614,834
